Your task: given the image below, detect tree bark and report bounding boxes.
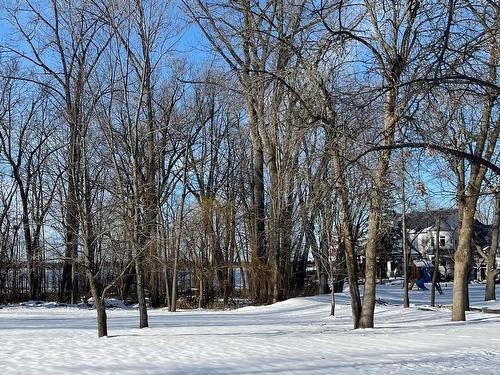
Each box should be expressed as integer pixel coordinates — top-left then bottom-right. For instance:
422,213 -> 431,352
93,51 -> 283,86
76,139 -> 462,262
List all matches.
359,87 -> 397,328
452,201 -> 477,321
330,286 -> 336,316
401,157 -> 410,308
134,168 -> 149,328
246,99 -> 268,304
485,193 -> 499,301
431,215 -> 441,307
328,139 -> 362,327
452,72 -> 498,320
61,117 -> 81,304
95,297 -> 108,338
135,255 -> 149,328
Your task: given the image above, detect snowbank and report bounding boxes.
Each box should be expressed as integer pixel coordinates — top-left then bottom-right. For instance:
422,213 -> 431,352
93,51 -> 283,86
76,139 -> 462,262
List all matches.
1,284 -> 499,374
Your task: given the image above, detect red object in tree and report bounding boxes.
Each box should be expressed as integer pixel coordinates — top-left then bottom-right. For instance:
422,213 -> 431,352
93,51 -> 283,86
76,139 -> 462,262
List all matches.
417,182 -> 426,195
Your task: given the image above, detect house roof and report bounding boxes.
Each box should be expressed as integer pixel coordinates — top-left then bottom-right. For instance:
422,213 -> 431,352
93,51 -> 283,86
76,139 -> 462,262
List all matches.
405,208 -> 491,247
406,209 -> 456,232
431,220 -> 454,232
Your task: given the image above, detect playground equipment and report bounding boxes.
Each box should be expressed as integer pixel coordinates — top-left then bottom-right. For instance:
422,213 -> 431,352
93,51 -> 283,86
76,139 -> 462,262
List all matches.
409,260 -> 442,294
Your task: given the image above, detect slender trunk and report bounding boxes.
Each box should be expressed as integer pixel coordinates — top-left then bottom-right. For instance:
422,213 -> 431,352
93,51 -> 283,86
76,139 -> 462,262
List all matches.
329,143 -> 361,327
306,220 -> 327,295
330,283 -> 335,316
32,231 -> 43,300
251,131 -> 267,303
431,215 -> 441,307
62,122 -> 80,303
198,277 -> 203,309
359,87 -> 397,328
133,175 -> 148,328
81,144 -> 108,338
170,235 -> 179,312
202,198 -> 231,306
20,193 -> 36,300
401,160 -> 409,308
485,193 -> 499,301
402,211 -> 409,308
133,214 -> 149,328
170,144 -> 189,312
135,254 -> 148,328
163,242 -> 171,309
267,159 -> 280,303
132,140 -> 148,327
161,208 -> 171,310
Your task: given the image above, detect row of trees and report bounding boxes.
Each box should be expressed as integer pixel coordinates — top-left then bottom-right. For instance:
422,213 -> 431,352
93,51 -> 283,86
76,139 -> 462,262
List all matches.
0,0 -> 498,336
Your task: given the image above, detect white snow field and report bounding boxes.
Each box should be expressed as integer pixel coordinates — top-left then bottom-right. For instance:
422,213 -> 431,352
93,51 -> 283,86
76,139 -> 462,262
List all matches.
1,283 -> 500,374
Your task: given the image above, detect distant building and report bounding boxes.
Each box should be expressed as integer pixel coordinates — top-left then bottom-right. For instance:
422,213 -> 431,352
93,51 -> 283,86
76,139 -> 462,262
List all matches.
385,209 -> 495,281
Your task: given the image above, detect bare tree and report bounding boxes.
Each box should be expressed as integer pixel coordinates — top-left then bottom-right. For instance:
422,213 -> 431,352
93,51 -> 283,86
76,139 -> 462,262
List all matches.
2,0 -> 112,303
449,2 -> 499,321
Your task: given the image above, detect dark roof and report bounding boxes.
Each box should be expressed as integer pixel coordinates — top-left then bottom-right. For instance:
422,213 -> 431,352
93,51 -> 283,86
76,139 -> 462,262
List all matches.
404,208 -> 491,247
406,209 -> 457,232
432,220 -> 453,232
474,220 -> 492,248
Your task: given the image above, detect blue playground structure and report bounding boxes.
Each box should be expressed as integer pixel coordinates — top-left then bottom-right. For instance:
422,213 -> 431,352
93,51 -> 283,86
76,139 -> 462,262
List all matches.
410,260 -> 442,294
415,266 -> 432,290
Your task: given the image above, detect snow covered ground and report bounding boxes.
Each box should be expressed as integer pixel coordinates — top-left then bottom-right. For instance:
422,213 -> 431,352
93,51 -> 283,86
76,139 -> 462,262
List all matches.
1,283 -> 500,374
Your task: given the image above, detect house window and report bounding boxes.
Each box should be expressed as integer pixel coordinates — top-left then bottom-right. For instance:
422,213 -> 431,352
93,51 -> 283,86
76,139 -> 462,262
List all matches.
439,236 -> 446,247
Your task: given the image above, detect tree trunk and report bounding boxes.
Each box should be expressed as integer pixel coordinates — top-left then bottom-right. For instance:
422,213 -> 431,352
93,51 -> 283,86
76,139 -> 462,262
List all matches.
95,297 -> 108,338
431,215 -> 441,307
88,275 -> 108,338
170,241 -> 179,312
198,277 -> 203,309
359,87 -> 397,329
319,270 -> 329,295
121,253 -> 135,302
61,196 -> 79,303
485,193 -> 499,301
452,204 -> 476,321
134,197 -> 149,328
247,99 -> 267,304
20,195 -> 36,300
135,255 -> 149,328
61,121 -> 80,304
453,18 -> 498,315
401,167 -> 410,308
81,146 -> 108,338
163,244 -> 171,309
266,154 -> 280,303
169,144 -> 189,312
329,144 -> 362,328
330,285 -> 335,316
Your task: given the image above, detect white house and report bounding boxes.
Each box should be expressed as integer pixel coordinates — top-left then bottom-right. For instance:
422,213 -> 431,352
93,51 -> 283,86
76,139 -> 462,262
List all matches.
406,209 -> 493,280
382,209 -> 494,281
